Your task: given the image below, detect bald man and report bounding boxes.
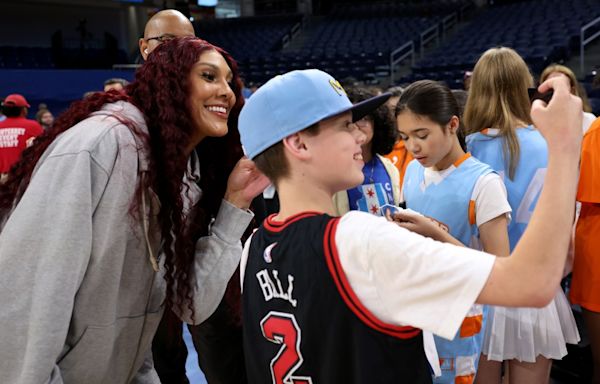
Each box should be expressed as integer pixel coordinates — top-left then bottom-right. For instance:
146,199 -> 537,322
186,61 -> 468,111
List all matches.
140,12 -> 195,384
139,9 -> 195,60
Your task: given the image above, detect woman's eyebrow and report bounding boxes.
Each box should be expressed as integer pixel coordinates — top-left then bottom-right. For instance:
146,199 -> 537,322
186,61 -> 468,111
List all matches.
196,62 -> 233,79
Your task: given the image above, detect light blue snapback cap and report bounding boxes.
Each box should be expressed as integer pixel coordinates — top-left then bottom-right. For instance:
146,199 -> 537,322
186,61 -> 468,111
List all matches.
239,69 -> 390,159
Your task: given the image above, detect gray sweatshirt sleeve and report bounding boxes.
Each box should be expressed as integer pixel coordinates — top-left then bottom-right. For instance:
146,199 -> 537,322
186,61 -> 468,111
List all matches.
131,349 -> 161,384
0,150 -> 107,384
175,199 -> 253,325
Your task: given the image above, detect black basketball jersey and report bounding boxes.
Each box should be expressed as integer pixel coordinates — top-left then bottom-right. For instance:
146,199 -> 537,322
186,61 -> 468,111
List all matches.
242,212 -> 432,384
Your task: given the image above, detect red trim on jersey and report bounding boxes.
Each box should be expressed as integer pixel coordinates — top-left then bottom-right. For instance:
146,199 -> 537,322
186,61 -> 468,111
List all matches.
264,211 -> 324,233
323,218 -> 422,339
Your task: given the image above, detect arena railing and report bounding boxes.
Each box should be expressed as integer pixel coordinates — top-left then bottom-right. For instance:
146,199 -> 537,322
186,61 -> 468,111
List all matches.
282,18 -> 304,49
420,25 -> 439,58
390,41 -> 415,84
580,16 -> 600,74
459,1 -> 475,21
441,12 -> 458,40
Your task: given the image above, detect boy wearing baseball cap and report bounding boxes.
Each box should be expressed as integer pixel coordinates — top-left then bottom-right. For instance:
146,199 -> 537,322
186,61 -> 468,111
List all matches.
238,69 -> 582,382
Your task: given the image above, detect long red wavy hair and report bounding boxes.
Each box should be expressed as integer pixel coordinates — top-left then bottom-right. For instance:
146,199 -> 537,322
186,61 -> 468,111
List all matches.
0,37 -> 245,319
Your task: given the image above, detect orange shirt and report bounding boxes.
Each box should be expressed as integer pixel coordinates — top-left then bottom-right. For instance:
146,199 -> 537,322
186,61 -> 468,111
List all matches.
577,117 -> 600,203
571,117 -> 600,311
383,140 -> 413,189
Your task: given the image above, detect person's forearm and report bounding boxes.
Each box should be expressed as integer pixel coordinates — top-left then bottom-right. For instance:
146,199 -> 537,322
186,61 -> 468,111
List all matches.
436,230 -> 464,247
175,199 -> 253,325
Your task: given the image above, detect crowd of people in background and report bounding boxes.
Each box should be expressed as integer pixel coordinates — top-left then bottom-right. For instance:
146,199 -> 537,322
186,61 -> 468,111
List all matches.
1,7 -> 600,384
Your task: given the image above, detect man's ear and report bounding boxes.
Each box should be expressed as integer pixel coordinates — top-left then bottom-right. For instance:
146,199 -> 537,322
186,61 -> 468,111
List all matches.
282,133 -> 310,160
139,38 -> 148,60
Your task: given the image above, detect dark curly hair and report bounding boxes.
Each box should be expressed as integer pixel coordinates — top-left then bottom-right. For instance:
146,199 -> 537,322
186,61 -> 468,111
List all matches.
0,37 -> 245,320
345,87 -> 398,156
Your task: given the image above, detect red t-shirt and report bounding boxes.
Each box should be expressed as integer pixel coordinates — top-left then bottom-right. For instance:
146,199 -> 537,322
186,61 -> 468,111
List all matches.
0,116 -> 44,173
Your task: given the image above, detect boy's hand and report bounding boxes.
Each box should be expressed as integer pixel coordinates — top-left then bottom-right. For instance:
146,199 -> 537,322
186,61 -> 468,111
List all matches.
224,157 -> 270,210
531,74 -> 582,156
386,209 -> 449,241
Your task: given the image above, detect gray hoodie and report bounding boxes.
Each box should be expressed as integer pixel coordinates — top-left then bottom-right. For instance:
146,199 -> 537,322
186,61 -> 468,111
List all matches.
0,101 -> 252,383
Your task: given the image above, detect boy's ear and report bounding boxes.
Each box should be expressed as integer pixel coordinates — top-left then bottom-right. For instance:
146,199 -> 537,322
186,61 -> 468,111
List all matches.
282,133 -> 310,160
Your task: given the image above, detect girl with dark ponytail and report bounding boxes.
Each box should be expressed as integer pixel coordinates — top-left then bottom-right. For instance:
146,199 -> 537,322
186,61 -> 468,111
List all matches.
396,80 -> 512,383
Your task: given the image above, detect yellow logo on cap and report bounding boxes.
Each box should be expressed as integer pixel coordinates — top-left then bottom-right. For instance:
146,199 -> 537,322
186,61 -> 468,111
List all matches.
329,79 -> 346,96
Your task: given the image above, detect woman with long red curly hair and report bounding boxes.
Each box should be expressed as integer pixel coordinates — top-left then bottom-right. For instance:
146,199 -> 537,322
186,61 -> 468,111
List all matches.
0,36 -> 268,383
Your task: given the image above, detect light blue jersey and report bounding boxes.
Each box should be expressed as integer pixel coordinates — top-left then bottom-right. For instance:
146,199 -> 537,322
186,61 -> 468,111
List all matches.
403,153 -> 494,384
466,126 -> 547,250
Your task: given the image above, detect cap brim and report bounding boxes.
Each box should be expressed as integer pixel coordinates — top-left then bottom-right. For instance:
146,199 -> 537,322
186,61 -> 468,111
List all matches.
349,92 -> 391,122
2,102 -> 29,108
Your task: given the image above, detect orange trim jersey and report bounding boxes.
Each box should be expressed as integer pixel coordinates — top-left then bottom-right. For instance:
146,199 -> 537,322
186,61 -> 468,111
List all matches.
403,153 -> 494,248
467,126 -> 546,250
403,153 -> 494,383
243,213 -> 431,384
571,117 -> 600,311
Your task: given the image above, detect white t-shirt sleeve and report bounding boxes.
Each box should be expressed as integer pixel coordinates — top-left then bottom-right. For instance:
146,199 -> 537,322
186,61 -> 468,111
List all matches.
240,233 -> 254,293
582,112 -> 596,134
472,173 -> 512,227
335,211 -> 495,340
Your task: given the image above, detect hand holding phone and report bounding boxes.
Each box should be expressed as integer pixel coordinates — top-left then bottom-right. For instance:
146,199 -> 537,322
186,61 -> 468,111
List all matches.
528,87 -> 554,104
530,75 -> 582,155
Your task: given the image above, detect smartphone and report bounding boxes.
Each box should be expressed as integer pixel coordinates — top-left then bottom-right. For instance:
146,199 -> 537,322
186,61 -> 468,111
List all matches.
380,204 -> 402,216
528,88 -> 554,103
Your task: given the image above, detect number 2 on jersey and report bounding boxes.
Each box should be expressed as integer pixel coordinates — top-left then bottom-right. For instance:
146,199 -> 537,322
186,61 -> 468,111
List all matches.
260,311 -> 313,384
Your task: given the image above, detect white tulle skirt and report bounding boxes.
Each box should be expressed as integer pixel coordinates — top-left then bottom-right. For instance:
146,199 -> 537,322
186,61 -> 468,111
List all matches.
481,288 -> 580,362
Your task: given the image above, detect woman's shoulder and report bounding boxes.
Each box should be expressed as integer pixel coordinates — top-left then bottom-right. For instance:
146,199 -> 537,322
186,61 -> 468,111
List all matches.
47,102 -> 147,162
466,129 -> 501,144
517,125 -> 547,147
583,111 -> 596,122
586,117 -> 600,136
465,154 -> 495,173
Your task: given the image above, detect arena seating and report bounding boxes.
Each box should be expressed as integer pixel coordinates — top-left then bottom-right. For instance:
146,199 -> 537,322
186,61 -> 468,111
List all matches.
330,0 -> 469,18
239,16 -> 439,84
0,45 -> 128,69
402,0 -> 600,89
0,47 -> 55,69
2,0 -> 599,111
193,1 -> 469,84
194,14 -> 303,63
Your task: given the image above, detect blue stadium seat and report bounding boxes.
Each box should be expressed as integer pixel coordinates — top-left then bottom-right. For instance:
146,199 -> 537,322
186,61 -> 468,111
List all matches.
412,0 -> 600,86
